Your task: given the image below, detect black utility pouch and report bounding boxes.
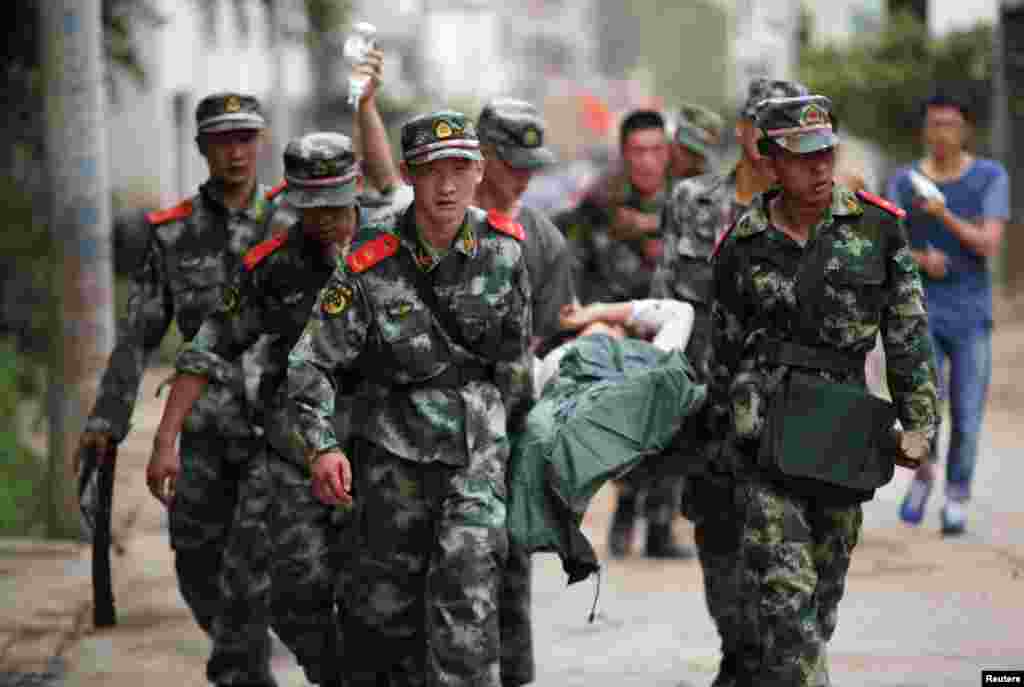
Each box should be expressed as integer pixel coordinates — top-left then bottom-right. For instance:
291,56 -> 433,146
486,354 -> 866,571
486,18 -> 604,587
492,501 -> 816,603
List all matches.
758,371 -> 897,492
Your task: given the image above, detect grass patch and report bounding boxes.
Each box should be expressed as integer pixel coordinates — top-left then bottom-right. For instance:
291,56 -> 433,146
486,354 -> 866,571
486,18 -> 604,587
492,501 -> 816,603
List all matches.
0,338 -> 46,536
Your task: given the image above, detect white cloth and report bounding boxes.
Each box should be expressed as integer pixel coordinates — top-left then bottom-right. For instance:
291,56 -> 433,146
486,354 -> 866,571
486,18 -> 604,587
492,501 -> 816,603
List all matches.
532,299 -> 695,397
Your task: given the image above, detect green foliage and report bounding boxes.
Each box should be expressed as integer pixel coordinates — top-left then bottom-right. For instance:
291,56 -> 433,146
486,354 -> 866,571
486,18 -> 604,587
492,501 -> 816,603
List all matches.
0,339 -> 46,537
799,12 -> 994,163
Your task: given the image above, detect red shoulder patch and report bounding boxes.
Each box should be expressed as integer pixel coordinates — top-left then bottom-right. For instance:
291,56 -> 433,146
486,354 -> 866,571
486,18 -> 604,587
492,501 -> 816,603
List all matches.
346,233 -> 400,273
487,209 -> 526,241
710,221 -> 737,262
265,180 -> 287,201
856,189 -> 906,219
146,199 -> 193,225
243,233 -> 288,271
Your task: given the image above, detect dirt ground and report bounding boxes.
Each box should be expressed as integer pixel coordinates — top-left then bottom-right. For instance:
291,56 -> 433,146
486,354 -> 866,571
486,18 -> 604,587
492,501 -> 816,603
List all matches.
988,290 -> 1024,412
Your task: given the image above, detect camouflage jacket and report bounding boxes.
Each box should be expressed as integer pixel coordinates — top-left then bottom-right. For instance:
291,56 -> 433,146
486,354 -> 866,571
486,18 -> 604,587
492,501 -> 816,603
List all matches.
652,169 -> 746,381
559,171 -> 668,304
86,181 -> 284,441
286,206 -> 533,467
652,168 -> 744,306
711,184 -> 938,452
175,220 -> 365,458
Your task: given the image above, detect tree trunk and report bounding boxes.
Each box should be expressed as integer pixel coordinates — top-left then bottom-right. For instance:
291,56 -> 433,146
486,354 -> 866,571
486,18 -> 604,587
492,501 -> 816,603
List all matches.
41,0 -> 115,539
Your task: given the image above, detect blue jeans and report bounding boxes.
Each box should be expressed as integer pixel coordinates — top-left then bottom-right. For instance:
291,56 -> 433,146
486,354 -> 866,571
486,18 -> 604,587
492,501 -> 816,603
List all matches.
928,316 -> 992,503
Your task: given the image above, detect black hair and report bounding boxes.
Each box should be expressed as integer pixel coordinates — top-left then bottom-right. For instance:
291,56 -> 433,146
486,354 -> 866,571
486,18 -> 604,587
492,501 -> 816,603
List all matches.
620,109 -> 665,145
922,91 -> 971,122
534,327 -> 579,360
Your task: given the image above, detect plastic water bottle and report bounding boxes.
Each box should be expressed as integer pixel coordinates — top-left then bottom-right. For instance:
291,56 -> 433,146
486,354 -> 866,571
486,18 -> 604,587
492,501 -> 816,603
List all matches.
343,22 -> 377,108
908,169 -> 945,205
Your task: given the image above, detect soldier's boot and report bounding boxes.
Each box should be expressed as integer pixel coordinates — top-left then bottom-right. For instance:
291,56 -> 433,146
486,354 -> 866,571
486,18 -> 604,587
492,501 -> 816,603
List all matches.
608,493 -> 637,558
644,522 -> 695,560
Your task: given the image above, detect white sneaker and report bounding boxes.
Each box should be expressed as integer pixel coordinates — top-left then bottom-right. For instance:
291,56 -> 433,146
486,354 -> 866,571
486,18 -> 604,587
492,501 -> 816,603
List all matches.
941,501 -> 967,536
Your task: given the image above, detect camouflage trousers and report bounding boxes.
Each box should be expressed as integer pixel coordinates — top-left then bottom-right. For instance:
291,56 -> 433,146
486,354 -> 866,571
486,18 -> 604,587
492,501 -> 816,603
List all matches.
615,451 -> 684,526
169,433 -> 276,687
731,479 -> 862,687
685,473 -> 744,687
342,438 -> 509,687
267,452 -> 355,686
499,542 -> 533,687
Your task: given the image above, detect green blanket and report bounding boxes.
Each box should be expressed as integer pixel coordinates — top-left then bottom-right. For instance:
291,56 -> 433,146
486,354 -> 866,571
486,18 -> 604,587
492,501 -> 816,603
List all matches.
507,333 -> 707,583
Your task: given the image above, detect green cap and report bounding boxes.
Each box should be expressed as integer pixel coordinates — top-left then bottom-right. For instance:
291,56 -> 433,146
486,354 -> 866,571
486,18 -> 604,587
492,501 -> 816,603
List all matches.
195,92 -> 266,134
401,110 -> 484,166
673,103 -> 723,158
477,98 -> 556,169
756,95 -> 839,155
739,78 -> 808,120
283,132 -> 360,208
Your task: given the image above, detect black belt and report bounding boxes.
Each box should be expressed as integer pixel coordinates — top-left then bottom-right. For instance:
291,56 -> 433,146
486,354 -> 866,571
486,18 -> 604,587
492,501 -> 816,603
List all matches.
761,341 -> 866,375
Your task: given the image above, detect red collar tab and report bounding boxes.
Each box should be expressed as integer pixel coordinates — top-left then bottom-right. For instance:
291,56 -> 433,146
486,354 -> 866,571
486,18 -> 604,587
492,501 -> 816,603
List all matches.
710,221 -> 738,262
265,180 -> 288,201
146,199 -> 193,226
487,209 -> 526,241
347,233 -> 400,273
856,189 -> 906,219
243,233 -> 287,271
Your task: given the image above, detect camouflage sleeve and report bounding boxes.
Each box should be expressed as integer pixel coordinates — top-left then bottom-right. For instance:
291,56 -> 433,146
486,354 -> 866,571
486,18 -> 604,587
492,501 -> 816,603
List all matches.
494,254 -> 534,432
286,270 -> 369,465
880,218 -> 939,434
175,265 -> 267,386
710,239 -> 760,442
86,233 -> 174,441
651,182 -> 700,301
650,186 -> 684,299
532,214 -> 577,339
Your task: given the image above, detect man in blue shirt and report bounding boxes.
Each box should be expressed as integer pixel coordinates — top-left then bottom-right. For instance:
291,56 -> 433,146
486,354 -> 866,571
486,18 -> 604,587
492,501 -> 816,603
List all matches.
886,92 -> 1010,535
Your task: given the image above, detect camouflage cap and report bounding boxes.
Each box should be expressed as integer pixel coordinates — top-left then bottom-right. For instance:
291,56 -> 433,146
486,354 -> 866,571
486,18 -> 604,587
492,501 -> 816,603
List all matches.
755,95 -> 839,155
195,92 -> 266,134
401,110 -> 483,166
673,103 -> 724,158
283,132 -> 361,208
739,78 -> 808,120
477,98 -> 557,169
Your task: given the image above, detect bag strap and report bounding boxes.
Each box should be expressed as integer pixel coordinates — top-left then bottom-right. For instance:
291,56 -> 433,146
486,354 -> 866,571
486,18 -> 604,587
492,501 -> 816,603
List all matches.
398,209 -> 495,375
761,340 -> 866,375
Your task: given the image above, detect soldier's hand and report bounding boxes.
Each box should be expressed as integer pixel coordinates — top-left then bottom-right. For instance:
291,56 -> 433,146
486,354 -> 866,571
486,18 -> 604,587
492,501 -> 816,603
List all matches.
146,439 -> 180,507
894,429 -> 930,470
355,47 -> 384,106
76,431 -> 115,473
611,207 -> 659,240
311,450 -> 353,506
641,237 -> 664,267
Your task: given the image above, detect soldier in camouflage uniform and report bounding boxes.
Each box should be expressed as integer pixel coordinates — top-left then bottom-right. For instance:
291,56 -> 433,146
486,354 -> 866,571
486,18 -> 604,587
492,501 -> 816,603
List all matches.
559,109 -> 669,305
151,132 -> 375,687
668,102 -> 721,180
710,95 -> 938,686
286,111 -> 532,687
474,97 -> 576,687
651,80 -> 807,687
81,93 -> 282,687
